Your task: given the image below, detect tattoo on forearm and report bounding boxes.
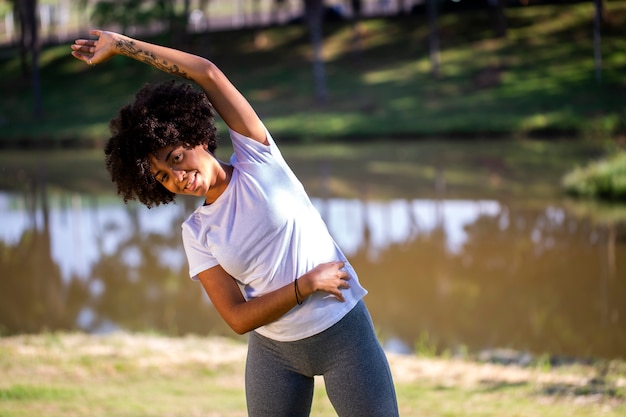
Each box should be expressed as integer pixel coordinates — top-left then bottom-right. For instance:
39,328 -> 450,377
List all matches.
116,39 -> 191,80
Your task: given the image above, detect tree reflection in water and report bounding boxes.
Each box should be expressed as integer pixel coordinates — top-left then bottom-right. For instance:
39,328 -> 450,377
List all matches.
0,180 -> 89,334
0,187 -> 624,360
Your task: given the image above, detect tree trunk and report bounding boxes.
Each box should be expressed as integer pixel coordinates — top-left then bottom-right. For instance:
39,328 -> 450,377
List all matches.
304,0 -> 328,103
199,0 -> 212,57
427,0 -> 440,78
397,0 -> 407,15
350,0 -> 363,58
16,0 -> 28,76
168,0 -> 190,47
594,0 -> 603,82
597,0 -> 607,24
16,0 -> 43,118
181,0 -> 191,43
490,0 -> 507,38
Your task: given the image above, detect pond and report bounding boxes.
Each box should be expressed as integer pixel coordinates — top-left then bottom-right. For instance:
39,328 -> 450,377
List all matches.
0,143 -> 625,362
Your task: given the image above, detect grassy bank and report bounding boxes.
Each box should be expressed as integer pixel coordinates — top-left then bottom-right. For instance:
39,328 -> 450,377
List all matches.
0,332 -> 624,417
563,149 -> 626,201
1,2 -> 625,146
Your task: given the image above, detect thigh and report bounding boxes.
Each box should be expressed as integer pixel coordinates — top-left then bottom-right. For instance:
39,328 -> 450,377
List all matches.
245,331 -> 315,417
322,303 -> 399,417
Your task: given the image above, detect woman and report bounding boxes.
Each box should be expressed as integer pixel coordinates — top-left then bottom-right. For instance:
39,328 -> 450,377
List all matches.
71,30 -> 398,417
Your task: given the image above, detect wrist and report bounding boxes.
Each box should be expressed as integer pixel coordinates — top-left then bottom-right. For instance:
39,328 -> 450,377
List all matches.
114,33 -> 139,59
297,274 -> 315,299
294,279 -> 303,305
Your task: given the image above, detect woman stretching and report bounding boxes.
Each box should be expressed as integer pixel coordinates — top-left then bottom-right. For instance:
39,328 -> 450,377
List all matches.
71,30 -> 398,417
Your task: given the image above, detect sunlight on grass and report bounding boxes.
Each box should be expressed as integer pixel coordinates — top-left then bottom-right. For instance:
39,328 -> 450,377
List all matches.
39,44 -> 71,66
267,111 -> 373,138
362,60 -> 424,85
2,3 -> 625,142
518,111 -> 580,131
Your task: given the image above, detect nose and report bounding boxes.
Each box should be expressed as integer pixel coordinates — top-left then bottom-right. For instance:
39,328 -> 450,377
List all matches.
171,168 -> 186,184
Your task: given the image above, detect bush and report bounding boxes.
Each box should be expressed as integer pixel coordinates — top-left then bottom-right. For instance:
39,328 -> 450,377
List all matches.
562,151 -> 626,201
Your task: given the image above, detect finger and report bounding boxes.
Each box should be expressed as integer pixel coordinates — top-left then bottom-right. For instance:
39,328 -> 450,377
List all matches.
70,50 -> 89,60
90,29 -> 103,37
70,51 -> 87,61
74,40 -> 99,50
70,51 -> 94,66
338,269 -> 351,280
71,44 -> 94,54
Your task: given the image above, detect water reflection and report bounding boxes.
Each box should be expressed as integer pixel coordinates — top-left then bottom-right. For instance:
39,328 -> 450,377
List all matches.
317,198 -> 501,259
0,187 -> 624,360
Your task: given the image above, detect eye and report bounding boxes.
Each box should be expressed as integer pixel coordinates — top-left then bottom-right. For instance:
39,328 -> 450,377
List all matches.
173,152 -> 183,163
160,173 -> 168,183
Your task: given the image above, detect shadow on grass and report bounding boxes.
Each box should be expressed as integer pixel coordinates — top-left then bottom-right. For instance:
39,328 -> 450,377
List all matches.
537,380 -> 624,399
478,380 -> 529,393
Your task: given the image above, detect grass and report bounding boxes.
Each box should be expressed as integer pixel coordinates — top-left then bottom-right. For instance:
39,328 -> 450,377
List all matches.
1,2 -> 626,145
0,332 -> 624,417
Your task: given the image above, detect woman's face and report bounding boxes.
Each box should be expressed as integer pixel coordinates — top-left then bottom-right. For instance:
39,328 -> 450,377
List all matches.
149,144 -> 217,198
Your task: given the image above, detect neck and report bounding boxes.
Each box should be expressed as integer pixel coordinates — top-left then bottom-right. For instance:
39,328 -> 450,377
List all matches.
204,161 -> 232,205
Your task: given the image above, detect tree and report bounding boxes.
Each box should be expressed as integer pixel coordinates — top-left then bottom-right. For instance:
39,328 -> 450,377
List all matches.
427,0 -> 440,78
489,0 -> 507,38
12,0 -> 43,118
303,0 -> 328,103
163,0 -> 194,47
91,0 -> 151,36
593,0 -> 603,82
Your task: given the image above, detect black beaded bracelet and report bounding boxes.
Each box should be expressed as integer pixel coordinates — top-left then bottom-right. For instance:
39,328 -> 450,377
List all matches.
294,279 -> 303,305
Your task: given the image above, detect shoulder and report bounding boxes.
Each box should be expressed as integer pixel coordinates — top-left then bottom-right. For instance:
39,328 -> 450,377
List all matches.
181,208 -> 208,238
229,127 -> 288,166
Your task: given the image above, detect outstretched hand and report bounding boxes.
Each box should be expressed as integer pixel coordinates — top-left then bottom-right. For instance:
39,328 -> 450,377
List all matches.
70,30 -> 117,66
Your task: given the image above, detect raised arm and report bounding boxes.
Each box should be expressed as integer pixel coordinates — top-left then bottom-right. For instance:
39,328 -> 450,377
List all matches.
71,30 -> 267,144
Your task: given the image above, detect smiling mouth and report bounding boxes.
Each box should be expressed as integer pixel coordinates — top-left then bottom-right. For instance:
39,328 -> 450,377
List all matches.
184,172 -> 197,191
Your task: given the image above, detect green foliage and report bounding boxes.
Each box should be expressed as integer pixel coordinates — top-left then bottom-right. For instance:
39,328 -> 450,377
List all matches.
562,150 -> 626,201
1,3 -> 626,145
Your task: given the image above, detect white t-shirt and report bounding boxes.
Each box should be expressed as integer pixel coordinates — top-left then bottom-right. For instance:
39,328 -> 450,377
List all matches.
181,128 -> 367,341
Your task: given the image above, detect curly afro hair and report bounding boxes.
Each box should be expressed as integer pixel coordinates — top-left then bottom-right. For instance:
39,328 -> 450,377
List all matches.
105,80 -> 218,208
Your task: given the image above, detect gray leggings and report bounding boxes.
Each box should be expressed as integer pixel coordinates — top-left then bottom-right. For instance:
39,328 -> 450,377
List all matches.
245,300 -> 399,417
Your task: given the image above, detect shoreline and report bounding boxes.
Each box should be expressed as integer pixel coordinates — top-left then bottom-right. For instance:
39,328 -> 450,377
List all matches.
1,332 -> 624,416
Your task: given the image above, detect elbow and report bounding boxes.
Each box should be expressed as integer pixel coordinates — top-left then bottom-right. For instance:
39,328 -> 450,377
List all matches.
218,300 -> 266,335
226,316 -> 256,335
230,321 -> 248,335
200,61 -> 221,83
232,326 -> 249,336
